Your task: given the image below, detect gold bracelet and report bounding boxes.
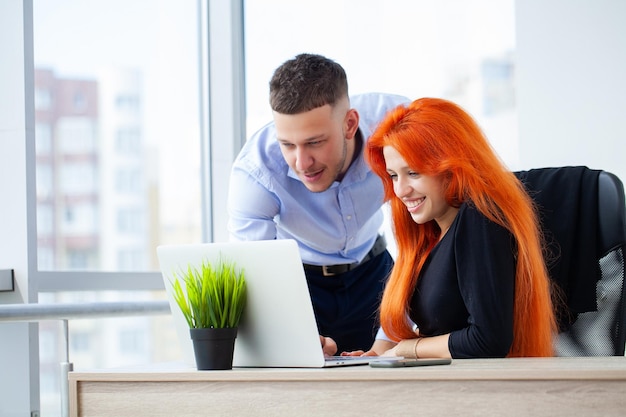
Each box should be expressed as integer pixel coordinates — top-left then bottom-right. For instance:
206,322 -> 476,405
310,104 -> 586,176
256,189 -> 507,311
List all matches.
413,338 -> 422,359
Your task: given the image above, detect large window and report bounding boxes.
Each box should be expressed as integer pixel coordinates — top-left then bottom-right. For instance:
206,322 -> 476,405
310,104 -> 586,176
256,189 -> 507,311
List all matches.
33,0 -> 203,274
32,2 -> 205,415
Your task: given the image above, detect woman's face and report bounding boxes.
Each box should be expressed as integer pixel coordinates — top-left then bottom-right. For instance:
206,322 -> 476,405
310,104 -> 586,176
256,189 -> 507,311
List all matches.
383,146 -> 458,233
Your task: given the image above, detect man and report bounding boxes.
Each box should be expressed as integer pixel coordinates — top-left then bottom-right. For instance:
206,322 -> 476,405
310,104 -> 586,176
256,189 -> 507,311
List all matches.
227,53 -> 409,353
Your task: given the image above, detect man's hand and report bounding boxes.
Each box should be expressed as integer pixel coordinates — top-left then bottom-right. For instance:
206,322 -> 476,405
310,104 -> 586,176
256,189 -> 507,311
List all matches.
340,349 -> 376,357
319,335 -> 338,357
340,339 -> 397,357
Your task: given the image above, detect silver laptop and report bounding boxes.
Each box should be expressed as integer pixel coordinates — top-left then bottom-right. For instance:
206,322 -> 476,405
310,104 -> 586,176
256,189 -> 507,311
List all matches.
157,239 -> 385,368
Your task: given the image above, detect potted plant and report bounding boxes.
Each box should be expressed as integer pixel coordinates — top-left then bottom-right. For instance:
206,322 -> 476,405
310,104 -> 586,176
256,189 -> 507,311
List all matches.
171,257 -> 247,370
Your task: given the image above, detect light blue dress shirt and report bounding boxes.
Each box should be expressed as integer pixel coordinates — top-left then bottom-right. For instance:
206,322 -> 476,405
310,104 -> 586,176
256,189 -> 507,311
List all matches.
227,93 -> 410,265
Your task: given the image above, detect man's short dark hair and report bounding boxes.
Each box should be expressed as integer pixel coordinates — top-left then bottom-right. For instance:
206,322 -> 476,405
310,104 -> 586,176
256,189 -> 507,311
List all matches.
269,53 -> 348,114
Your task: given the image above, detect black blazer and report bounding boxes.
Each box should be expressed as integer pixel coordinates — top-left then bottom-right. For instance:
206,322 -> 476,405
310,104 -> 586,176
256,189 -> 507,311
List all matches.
515,166 -> 602,330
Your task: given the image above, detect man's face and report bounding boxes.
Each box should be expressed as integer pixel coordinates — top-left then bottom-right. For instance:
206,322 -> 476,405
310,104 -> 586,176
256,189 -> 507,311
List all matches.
274,99 -> 358,193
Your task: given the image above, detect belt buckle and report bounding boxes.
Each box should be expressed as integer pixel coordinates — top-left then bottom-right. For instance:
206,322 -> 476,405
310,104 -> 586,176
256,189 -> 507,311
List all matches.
321,265 -> 337,277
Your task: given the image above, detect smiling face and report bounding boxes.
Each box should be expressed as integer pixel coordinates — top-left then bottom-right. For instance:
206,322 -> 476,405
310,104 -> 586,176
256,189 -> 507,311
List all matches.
383,146 -> 459,234
274,98 -> 359,193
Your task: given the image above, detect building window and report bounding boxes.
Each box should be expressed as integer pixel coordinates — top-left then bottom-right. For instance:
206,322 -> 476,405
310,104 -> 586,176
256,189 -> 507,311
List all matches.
73,91 -> 87,111
117,208 -> 143,234
35,122 -> 52,154
115,128 -> 141,156
59,162 -> 97,194
115,95 -> 140,113
116,168 -> 143,194
35,88 -> 52,110
58,117 -> 97,154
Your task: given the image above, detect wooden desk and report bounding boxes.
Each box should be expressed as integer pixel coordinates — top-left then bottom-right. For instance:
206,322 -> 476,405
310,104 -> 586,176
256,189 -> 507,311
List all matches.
69,357 -> 626,417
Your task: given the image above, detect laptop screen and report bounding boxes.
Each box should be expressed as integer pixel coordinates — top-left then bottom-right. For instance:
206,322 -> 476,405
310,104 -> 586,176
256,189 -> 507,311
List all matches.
157,239 -> 332,367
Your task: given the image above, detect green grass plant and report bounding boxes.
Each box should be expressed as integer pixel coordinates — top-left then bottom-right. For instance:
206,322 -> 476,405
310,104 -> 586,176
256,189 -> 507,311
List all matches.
171,258 -> 247,329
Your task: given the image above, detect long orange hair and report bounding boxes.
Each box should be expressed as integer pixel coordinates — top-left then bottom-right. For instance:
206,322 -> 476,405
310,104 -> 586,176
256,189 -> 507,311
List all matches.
366,98 -> 556,357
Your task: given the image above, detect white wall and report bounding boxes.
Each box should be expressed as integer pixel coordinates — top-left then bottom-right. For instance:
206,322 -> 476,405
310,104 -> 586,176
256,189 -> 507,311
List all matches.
516,0 -> 626,182
0,1 -> 40,416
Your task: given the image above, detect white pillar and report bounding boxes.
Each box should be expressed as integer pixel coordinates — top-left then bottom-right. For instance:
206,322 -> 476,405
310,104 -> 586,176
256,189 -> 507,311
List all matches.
0,0 -> 40,415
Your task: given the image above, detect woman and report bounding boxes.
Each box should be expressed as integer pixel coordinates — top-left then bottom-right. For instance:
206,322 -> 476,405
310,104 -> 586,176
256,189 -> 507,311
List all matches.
353,98 -> 556,358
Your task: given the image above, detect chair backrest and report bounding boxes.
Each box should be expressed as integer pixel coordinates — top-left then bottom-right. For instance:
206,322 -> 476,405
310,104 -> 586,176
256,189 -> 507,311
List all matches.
515,167 -> 626,356
557,171 -> 626,356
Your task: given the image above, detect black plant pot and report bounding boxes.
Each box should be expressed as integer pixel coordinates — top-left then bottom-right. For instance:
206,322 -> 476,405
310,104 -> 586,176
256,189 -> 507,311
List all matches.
189,327 -> 238,370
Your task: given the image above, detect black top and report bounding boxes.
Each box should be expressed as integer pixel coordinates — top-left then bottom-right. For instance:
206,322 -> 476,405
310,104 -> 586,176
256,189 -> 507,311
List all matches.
409,203 -> 516,358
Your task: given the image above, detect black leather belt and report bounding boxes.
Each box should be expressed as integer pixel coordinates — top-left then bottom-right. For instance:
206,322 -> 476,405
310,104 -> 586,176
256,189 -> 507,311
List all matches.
303,235 -> 387,277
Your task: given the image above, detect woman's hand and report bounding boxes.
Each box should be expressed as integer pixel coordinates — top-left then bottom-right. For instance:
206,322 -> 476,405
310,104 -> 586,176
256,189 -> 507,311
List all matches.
381,344 -> 400,357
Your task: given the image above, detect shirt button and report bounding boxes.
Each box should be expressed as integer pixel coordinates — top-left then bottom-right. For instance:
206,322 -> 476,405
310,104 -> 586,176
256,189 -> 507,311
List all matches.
346,215 -> 352,220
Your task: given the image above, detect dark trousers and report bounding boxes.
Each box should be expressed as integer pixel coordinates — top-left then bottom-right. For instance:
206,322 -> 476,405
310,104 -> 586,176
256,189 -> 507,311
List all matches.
304,251 -> 394,353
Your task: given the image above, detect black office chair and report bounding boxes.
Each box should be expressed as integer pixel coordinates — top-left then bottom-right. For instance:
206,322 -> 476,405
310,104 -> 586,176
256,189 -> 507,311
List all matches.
515,167 -> 626,356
